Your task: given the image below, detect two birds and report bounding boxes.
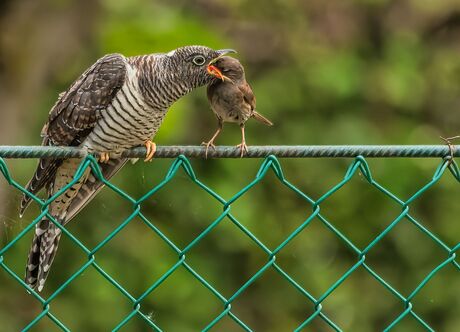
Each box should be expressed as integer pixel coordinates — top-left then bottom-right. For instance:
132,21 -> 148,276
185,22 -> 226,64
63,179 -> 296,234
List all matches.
21,46 -> 271,292
20,46 -> 235,291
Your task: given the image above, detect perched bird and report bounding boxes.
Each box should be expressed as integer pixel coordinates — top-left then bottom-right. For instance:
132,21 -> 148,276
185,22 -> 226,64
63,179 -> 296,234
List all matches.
203,56 -> 273,157
20,46 -> 235,291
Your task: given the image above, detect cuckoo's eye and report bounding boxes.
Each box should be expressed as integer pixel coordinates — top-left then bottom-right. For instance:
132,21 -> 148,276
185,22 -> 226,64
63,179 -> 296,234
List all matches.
192,55 -> 206,66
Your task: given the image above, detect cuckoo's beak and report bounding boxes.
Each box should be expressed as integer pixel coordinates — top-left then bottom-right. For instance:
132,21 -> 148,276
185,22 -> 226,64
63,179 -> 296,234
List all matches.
216,48 -> 237,57
209,49 -> 237,65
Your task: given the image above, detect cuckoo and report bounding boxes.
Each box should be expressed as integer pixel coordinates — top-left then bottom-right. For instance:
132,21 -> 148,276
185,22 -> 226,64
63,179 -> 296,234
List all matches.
20,46 -> 235,291
204,56 -> 273,157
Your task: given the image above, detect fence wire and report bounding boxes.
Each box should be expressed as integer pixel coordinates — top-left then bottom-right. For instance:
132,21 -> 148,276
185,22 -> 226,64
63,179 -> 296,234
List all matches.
0,146 -> 459,331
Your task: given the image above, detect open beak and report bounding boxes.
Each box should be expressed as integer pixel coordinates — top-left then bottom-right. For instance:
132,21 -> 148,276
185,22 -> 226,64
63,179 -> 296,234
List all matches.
207,64 -> 225,81
207,65 -> 234,83
207,48 -> 237,82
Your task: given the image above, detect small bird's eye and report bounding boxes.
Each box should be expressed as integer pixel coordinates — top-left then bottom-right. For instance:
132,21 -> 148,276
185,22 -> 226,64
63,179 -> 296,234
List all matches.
192,55 -> 206,66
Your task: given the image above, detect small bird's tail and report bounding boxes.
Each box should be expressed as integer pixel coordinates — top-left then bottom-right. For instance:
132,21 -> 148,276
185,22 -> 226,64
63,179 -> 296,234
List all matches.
25,218 -> 62,292
252,111 -> 274,126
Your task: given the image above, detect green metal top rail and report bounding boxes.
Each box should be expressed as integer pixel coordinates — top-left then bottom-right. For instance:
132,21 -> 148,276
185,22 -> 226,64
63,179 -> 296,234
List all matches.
0,149 -> 459,331
0,145 -> 457,159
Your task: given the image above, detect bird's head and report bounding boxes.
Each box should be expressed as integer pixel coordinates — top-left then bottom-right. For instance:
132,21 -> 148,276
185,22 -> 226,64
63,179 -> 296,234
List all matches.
164,46 -> 236,88
207,56 -> 245,84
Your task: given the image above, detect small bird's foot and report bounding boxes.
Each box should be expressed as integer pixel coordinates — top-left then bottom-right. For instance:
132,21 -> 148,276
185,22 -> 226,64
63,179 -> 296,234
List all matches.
440,135 -> 460,163
144,141 -> 157,162
201,140 -> 216,159
99,152 -> 110,163
236,142 -> 248,158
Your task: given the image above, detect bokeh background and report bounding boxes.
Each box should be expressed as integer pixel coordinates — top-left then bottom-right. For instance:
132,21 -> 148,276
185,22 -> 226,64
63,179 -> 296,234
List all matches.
1,0 -> 460,331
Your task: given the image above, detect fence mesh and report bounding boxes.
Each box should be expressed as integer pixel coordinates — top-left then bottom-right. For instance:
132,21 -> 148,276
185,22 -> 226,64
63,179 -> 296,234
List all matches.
0,147 -> 459,331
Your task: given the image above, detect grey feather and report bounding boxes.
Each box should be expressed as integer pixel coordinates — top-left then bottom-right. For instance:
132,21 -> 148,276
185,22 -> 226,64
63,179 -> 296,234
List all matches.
22,46 -> 233,291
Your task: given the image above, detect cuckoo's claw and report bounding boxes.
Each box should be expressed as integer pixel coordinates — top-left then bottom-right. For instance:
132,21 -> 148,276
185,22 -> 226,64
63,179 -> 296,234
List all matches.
99,152 -> 110,163
144,141 -> 156,162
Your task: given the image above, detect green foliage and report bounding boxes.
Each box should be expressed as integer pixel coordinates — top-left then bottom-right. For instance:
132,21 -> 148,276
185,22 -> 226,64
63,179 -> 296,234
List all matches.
1,0 -> 460,331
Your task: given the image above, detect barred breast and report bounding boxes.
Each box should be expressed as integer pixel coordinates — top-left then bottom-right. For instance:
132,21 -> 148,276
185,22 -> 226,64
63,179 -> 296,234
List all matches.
82,62 -> 165,156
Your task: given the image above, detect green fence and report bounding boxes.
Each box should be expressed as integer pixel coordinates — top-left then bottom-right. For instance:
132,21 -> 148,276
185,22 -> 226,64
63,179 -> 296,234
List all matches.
0,146 -> 459,331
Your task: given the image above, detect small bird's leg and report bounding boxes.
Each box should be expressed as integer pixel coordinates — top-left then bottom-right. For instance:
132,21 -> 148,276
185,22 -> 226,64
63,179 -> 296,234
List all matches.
144,141 -> 157,162
99,152 -> 110,163
202,119 -> 223,158
236,124 -> 248,157
440,135 -> 460,163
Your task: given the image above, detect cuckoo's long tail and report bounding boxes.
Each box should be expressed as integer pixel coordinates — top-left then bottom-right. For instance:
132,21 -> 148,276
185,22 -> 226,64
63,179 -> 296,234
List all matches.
24,158 -> 128,291
26,218 -> 62,292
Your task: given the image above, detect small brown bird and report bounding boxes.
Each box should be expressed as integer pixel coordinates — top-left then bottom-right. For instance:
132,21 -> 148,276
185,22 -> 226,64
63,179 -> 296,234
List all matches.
204,56 -> 273,157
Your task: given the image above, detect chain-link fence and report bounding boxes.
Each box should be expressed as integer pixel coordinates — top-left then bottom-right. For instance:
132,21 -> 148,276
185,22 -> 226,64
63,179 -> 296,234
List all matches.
0,146 -> 459,331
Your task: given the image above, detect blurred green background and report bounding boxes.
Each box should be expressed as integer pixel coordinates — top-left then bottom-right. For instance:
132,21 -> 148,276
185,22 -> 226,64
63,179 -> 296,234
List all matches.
1,0 -> 460,331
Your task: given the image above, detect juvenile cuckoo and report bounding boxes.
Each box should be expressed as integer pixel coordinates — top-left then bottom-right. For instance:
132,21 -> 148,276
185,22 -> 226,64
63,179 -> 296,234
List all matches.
20,46 -> 235,291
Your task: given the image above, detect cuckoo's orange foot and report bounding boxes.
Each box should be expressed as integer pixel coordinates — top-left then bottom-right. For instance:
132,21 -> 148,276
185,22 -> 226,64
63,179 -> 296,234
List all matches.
144,141 -> 156,162
99,152 -> 110,163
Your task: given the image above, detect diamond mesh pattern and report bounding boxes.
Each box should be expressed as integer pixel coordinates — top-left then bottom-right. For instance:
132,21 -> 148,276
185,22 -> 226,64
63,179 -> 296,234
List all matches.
0,153 -> 459,331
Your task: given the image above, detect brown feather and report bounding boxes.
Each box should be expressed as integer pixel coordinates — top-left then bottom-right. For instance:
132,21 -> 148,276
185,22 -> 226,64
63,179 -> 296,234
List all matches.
238,82 -> 256,111
20,54 -> 126,217
252,111 -> 274,126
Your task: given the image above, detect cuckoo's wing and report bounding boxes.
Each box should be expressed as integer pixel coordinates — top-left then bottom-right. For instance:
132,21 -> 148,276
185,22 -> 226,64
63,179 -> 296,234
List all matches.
20,53 -> 127,216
